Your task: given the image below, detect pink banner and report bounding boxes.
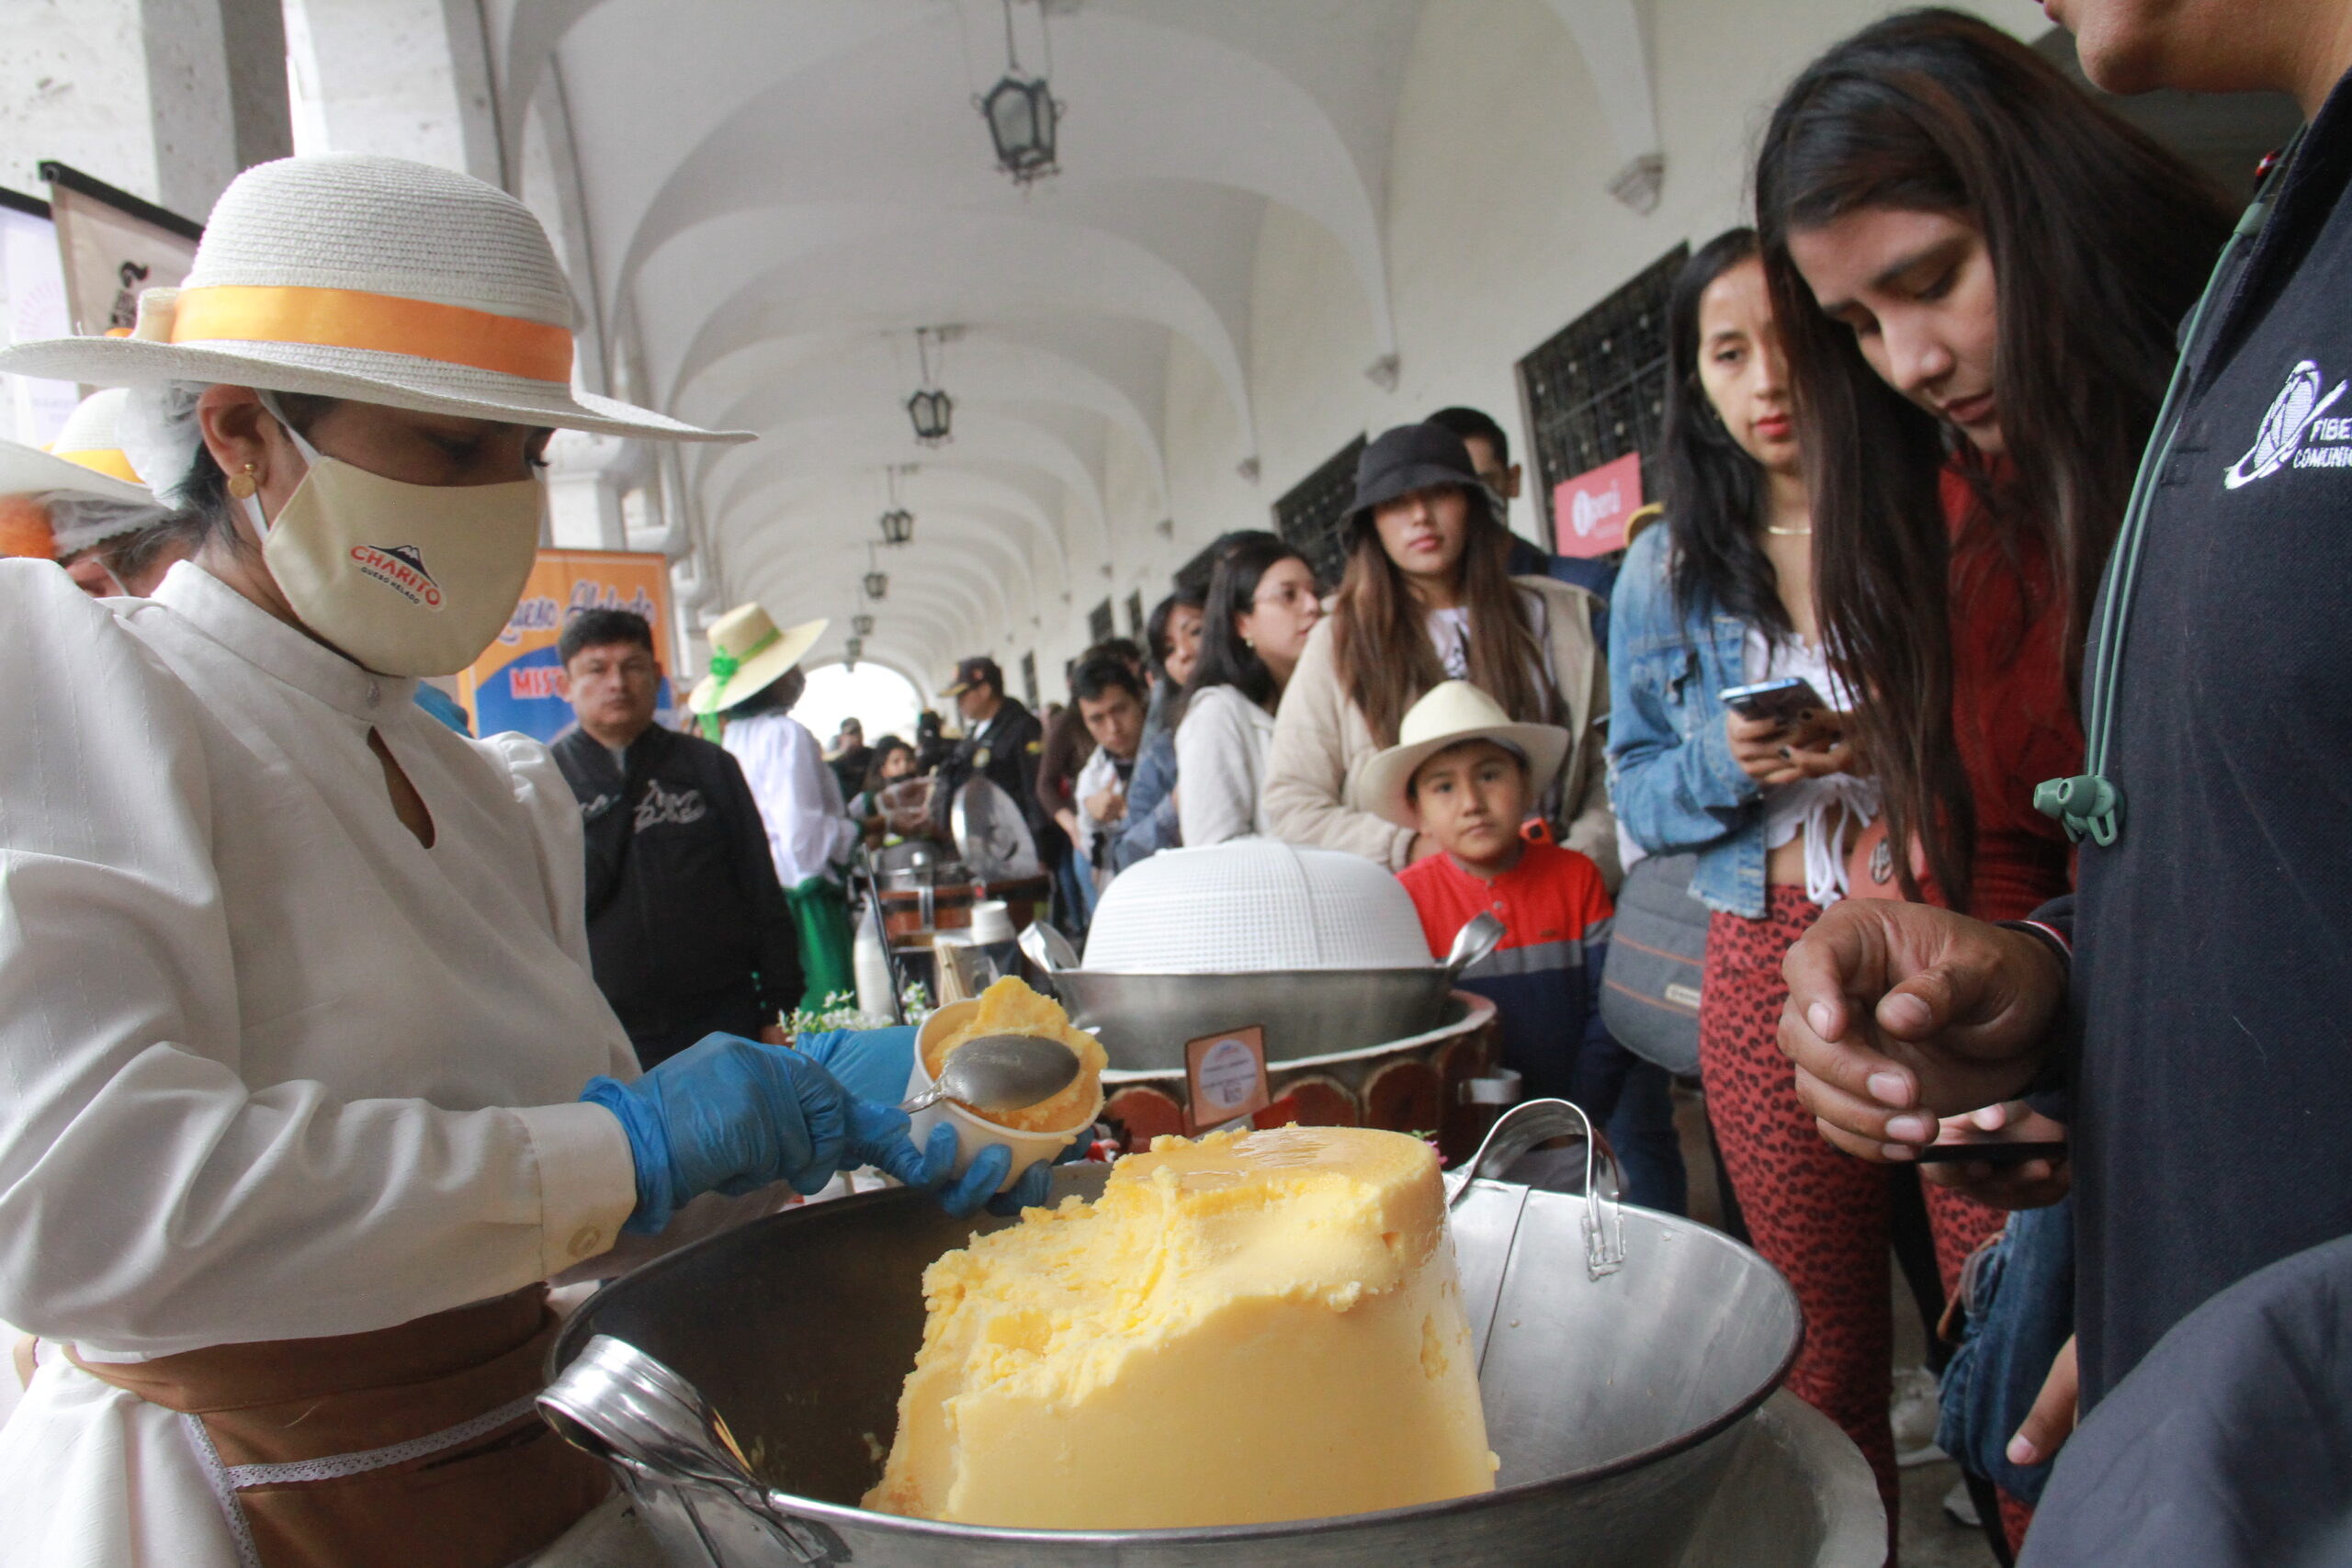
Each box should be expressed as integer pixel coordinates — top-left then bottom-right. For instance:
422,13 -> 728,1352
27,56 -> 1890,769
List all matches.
1552,451 -> 1643,558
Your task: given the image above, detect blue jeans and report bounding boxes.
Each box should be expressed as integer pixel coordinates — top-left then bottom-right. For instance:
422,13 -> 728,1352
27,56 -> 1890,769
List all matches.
1938,1196 -> 2075,1505
1604,1058 -> 1690,1215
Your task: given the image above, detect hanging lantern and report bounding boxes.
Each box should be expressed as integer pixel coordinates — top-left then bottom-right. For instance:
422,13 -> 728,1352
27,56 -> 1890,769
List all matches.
907,327 -> 954,447
906,387 -> 952,446
978,0 -> 1060,186
845,637 -> 863,669
879,506 -> 914,546
853,613 -> 875,637
864,570 -> 889,601
980,73 -> 1058,185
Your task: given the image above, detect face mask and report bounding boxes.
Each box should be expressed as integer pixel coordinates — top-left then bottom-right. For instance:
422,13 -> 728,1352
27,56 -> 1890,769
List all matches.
240,393 -> 545,677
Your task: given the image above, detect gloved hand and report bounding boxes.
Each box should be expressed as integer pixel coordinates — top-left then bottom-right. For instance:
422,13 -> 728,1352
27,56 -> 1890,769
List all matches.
583,1032 -> 945,1234
798,1026 -> 1067,1218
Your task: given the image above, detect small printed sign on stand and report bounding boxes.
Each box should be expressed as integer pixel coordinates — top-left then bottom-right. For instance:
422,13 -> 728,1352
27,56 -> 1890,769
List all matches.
1184,1025 -> 1270,1134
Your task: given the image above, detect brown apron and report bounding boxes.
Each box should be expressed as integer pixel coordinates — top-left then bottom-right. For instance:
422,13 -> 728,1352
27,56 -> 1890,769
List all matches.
69,1285 -> 607,1568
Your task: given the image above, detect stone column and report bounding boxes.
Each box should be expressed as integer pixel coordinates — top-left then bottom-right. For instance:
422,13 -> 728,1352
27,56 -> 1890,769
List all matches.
0,0 -> 289,220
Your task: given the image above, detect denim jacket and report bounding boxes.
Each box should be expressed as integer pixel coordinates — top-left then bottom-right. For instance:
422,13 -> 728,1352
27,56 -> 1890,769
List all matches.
1605,522 -> 1768,918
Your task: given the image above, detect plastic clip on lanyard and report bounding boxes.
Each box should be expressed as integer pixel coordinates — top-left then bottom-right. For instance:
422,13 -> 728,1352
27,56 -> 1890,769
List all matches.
2032,140 -> 2300,846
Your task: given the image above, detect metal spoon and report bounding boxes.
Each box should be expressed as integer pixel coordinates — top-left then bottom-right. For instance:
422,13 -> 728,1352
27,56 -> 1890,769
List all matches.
1018,919 -> 1080,974
1438,910 -> 1506,987
901,1032 -> 1082,1114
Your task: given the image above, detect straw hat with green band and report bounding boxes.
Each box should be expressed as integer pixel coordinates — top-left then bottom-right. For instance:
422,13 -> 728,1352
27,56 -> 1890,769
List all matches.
689,604 -> 827,725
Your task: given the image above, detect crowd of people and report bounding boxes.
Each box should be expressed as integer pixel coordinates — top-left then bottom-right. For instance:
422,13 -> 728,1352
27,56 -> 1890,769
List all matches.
0,2 -> 2348,1564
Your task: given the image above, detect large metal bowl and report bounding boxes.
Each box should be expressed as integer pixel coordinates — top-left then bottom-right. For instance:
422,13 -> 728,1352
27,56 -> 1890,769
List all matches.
547,1161 -> 1804,1568
1042,965 -> 1456,1071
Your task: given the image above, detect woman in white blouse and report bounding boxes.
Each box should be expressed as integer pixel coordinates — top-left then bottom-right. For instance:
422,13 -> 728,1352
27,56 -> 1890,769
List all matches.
1174,534 -> 1323,845
0,154 -> 991,1568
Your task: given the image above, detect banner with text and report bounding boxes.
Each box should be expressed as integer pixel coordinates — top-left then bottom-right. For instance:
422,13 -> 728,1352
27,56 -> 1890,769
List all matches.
458,548 -> 676,741
40,163 -> 200,340
1551,450 -> 1643,558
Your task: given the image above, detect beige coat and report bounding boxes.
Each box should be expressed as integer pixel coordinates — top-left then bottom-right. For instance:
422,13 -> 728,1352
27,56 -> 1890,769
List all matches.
1264,575 -> 1620,884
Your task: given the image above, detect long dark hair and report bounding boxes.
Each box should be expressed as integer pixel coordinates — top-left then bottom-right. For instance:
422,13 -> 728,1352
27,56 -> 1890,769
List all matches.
1662,229 -> 1792,638
1186,534 -> 1309,714
1755,7 -> 2232,906
1332,491 -> 1553,747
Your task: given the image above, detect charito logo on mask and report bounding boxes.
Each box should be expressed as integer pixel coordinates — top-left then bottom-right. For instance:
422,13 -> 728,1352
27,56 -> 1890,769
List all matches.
347,543 -> 446,609
243,391 -> 544,677
2225,359 -> 2351,489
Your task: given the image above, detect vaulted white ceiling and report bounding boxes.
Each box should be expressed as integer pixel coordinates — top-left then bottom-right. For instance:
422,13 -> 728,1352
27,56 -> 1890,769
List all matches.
479,0 -> 1659,682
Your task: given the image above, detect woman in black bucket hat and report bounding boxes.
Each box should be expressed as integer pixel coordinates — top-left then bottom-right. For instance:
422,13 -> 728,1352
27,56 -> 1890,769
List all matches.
1263,421 -> 1619,886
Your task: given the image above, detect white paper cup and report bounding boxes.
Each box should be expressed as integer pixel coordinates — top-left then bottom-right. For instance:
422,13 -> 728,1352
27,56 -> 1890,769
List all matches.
967,899 -> 1015,945
909,999 -> 1103,1193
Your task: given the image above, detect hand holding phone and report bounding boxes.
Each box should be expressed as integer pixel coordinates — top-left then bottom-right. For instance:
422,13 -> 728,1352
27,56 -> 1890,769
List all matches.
1718,676 -> 1827,726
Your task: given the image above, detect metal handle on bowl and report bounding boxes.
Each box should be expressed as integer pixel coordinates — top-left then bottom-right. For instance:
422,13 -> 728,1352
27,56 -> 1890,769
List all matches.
1017,919 -> 1080,979
1445,1098 -> 1625,1280
539,1335 -> 842,1566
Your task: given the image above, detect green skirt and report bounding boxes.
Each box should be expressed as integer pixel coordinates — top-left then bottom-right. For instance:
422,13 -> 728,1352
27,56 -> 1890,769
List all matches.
785,876 -> 856,1013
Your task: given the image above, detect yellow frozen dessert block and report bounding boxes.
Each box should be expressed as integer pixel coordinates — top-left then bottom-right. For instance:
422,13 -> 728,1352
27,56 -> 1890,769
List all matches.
920,976 -> 1106,1133
863,1125 -> 1497,1529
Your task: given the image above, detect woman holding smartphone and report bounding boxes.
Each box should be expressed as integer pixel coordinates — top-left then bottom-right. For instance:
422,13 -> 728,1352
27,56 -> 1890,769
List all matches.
1610,229 -> 1915,1525
1753,9 -> 2235,1548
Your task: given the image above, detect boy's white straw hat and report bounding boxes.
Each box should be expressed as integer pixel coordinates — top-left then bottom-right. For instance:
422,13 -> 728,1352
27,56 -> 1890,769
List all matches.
0,153 -> 748,446
1355,680 -> 1571,829
0,389 -> 156,507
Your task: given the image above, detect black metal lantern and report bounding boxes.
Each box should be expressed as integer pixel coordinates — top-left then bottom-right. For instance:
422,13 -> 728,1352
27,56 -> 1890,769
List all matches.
879,506 -> 914,546
978,0 -> 1060,186
864,570 -> 888,601
853,613 -> 875,637
905,388 -> 952,446
980,73 -> 1058,185
845,637 -> 863,669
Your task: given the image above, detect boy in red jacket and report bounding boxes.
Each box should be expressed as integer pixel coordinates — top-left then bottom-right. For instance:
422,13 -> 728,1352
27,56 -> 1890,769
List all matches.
1366,682 -> 1621,1111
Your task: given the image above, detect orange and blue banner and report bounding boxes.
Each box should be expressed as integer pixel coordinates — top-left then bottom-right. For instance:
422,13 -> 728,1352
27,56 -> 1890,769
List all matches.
457,548 -> 676,741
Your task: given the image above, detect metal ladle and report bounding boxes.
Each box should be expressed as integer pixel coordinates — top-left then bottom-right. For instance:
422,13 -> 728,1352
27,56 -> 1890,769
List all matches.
1438,910 -> 1506,987
899,1032 -> 1081,1115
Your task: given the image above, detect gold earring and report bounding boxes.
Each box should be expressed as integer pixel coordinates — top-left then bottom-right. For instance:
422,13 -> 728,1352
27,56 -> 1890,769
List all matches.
226,463 -> 258,501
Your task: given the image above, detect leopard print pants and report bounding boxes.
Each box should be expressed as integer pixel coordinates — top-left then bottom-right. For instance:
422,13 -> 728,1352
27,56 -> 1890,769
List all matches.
1702,887 -> 2007,1553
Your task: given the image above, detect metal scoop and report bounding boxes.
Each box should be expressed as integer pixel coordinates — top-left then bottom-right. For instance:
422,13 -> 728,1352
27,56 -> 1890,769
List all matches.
900,1032 -> 1081,1115
1438,910 -> 1506,987
1017,919 -> 1080,974
539,1335 -> 841,1562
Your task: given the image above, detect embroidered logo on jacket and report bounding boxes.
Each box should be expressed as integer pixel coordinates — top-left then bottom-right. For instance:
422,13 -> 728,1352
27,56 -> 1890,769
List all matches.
348,543 -> 445,607
2225,360 -> 2349,488
634,782 -> 707,829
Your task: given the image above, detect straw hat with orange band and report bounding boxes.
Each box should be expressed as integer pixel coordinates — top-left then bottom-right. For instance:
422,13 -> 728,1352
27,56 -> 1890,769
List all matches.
0,389 -> 168,562
0,153 -> 733,443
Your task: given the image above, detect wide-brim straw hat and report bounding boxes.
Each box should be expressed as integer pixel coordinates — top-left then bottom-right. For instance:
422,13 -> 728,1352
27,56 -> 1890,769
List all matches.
688,604 -> 828,716
0,389 -> 156,508
1355,680 -> 1571,830
0,154 -> 746,445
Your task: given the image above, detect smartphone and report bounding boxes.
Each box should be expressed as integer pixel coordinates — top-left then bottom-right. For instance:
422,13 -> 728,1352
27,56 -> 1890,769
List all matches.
1909,1141 -> 2069,1167
1717,676 -> 1826,725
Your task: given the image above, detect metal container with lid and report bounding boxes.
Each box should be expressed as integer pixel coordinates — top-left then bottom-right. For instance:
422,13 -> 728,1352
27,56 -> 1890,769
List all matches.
541,1119 -> 1821,1568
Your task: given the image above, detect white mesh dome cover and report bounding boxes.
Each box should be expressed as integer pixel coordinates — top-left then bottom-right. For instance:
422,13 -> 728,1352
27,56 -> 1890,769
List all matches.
1081,840 -> 1433,974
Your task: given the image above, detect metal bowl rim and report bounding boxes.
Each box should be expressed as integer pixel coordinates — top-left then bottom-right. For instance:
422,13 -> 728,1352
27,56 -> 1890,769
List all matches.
550,1184 -> 1803,1547
1097,990 -> 1497,1086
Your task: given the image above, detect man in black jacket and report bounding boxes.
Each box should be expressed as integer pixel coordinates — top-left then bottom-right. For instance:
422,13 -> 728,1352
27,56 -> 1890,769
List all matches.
1777,1 -> 2352,1551
935,655 -> 1060,863
550,609 -> 801,1067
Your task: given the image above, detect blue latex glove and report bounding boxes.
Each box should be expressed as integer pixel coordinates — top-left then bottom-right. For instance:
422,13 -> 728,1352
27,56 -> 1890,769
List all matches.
582,1032 -> 945,1234
795,1026 -> 919,1105
800,1026 -> 1069,1218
